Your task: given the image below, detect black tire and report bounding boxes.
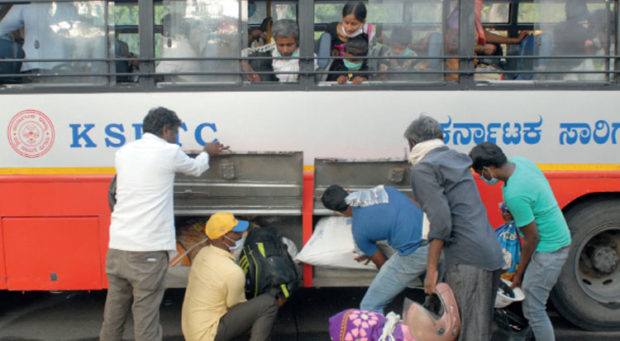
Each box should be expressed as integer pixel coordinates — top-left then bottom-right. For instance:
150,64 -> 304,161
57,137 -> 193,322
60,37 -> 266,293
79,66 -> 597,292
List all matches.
550,197 -> 620,331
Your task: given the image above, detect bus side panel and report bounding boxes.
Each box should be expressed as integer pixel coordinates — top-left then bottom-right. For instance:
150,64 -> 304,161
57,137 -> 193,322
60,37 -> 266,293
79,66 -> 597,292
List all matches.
3,217 -> 103,290
546,171 -> 620,208
0,175 -> 111,291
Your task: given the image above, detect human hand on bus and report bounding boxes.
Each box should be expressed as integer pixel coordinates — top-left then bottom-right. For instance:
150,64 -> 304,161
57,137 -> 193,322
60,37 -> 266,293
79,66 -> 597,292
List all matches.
204,141 -> 230,156
424,268 -> 438,294
337,75 -> 348,84
351,76 -> 367,85
241,61 -> 261,82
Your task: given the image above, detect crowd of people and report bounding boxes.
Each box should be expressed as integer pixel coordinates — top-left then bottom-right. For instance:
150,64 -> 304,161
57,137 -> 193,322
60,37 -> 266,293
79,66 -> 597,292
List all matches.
101,106 -> 571,341
1,0 -> 608,85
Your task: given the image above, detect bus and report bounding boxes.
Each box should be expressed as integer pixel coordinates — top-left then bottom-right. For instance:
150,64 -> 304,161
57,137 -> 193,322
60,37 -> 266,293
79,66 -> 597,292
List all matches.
0,0 -> 619,331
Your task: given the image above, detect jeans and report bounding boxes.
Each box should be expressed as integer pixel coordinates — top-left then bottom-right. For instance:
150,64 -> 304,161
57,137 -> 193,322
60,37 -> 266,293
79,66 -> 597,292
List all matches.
360,244 -> 429,313
99,249 -> 168,341
522,247 -> 569,341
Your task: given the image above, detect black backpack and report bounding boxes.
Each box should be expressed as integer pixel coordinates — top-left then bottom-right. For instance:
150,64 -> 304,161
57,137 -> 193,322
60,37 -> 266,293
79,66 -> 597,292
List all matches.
238,226 -> 299,300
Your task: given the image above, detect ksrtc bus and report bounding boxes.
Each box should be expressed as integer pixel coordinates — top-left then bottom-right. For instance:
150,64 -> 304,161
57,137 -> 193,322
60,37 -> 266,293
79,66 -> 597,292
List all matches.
0,0 -> 619,331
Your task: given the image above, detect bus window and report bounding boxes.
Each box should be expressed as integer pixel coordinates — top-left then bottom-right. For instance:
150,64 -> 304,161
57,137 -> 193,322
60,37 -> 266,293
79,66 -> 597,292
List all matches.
156,0 -> 244,85
531,0 -> 615,82
241,1 -> 300,84
474,0 -> 616,83
0,1 -> 108,85
314,0 -> 447,85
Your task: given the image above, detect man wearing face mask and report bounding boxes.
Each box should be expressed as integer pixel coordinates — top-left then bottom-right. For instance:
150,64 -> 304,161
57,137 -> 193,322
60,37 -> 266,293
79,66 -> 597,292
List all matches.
469,142 -> 571,341
181,212 -> 280,341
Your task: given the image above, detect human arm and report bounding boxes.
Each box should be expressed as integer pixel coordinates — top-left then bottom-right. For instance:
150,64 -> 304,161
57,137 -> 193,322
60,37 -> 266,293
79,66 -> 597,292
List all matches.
505,194 -> 539,288
355,249 -> 387,269
204,141 -> 230,156
351,76 -> 367,84
173,142 -> 229,177
425,239 -> 444,294
511,220 -> 539,288
226,268 -> 248,308
485,30 -> 529,45
411,164 -> 453,293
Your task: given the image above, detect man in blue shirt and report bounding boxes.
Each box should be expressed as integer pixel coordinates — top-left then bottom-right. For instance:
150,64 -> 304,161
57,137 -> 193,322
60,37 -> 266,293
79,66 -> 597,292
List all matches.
321,184 -> 429,313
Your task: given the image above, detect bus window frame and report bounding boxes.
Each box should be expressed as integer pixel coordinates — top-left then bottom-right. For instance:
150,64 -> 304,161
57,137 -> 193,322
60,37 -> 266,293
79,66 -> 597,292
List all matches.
0,0 -> 617,92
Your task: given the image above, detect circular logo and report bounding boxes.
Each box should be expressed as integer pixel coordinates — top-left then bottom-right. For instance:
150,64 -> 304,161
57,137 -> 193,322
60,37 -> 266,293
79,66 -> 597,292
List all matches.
7,110 -> 55,158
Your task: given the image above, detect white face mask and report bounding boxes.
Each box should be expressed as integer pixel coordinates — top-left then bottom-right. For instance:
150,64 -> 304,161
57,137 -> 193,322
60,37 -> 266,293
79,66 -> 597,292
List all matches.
482,167 -> 499,186
224,234 -> 243,251
341,24 -> 363,38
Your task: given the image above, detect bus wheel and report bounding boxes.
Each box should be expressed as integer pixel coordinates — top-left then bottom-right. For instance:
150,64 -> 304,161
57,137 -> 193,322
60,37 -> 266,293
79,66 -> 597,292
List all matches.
551,198 -> 620,331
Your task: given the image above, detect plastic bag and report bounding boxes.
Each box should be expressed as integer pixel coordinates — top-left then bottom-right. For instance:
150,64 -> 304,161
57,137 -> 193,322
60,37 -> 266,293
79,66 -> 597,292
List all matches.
328,309 -> 413,341
295,216 -> 377,270
496,221 -> 521,281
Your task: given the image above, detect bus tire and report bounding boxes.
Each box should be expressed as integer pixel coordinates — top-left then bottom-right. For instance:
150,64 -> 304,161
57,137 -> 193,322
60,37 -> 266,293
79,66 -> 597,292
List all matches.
550,197 -> 620,331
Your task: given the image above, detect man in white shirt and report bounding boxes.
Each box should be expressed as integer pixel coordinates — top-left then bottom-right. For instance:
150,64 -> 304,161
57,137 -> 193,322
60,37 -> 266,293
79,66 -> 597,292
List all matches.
99,107 -> 229,341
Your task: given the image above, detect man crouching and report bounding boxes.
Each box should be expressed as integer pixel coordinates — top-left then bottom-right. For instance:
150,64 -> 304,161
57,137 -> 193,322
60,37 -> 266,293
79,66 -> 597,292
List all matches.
182,213 -> 279,341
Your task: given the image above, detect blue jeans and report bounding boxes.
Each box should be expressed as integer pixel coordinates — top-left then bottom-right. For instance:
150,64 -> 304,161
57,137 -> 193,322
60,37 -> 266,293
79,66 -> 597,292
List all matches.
522,247 -> 569,341
360,244 -> 429,313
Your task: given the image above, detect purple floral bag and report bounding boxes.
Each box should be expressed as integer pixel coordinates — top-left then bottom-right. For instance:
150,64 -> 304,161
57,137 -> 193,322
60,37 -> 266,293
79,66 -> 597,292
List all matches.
328,309 -> 412,341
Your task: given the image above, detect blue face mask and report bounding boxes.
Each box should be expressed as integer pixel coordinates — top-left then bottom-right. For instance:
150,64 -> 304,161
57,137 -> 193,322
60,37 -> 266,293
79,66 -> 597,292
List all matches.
275,49 -> 298,58
224,234 -> 244,251
482,167 -> 499,186
390,47 -> 413,57
344,59 -> 363,70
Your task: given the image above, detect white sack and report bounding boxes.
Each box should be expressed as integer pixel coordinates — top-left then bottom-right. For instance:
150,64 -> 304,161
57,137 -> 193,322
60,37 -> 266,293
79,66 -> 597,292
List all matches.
295,216 -> 377,270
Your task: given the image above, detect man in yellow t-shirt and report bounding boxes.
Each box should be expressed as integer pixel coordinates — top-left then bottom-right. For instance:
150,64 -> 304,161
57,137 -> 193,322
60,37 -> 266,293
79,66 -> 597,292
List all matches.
181,213 -> 279,341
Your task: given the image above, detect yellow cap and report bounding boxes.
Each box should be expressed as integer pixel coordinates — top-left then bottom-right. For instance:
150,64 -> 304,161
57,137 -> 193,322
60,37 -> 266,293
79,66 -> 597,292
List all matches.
205,212 -> 249,240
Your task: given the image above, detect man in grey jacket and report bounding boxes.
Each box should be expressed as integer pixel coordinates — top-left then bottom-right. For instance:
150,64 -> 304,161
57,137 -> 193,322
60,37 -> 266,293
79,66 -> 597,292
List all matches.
404,115 -> 504,341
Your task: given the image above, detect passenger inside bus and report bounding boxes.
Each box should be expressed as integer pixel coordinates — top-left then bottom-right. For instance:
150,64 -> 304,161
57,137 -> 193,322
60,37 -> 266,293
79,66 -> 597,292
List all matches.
156,13 -> 205,83
327,36 -> 369,84
242,19 -> 307,83
248,17 -> 272,48
551,0 -> 602,81
376,26 -> 427,81
317,1 -> 372,71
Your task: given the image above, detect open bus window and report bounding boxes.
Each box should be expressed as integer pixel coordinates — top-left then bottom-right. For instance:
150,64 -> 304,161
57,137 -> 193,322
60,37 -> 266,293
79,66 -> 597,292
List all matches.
477,0 -> 616,83
241,2 -> 301,84
314,0 -> 448,85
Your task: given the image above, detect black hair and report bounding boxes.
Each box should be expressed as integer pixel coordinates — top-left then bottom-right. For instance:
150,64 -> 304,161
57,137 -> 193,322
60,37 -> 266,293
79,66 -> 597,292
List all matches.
321,185 -> 349,212
343,1 -> 367,22
142,107 -> 182,137
345,36 -> 368,56
391,26 -> 412,45
469,142 -> 509,172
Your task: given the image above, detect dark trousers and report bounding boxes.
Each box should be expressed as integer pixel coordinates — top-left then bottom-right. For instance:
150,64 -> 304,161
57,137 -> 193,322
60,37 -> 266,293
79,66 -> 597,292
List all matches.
215,293 -> 279,341
99,248 -> 168,341
444,264 -> 502,341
